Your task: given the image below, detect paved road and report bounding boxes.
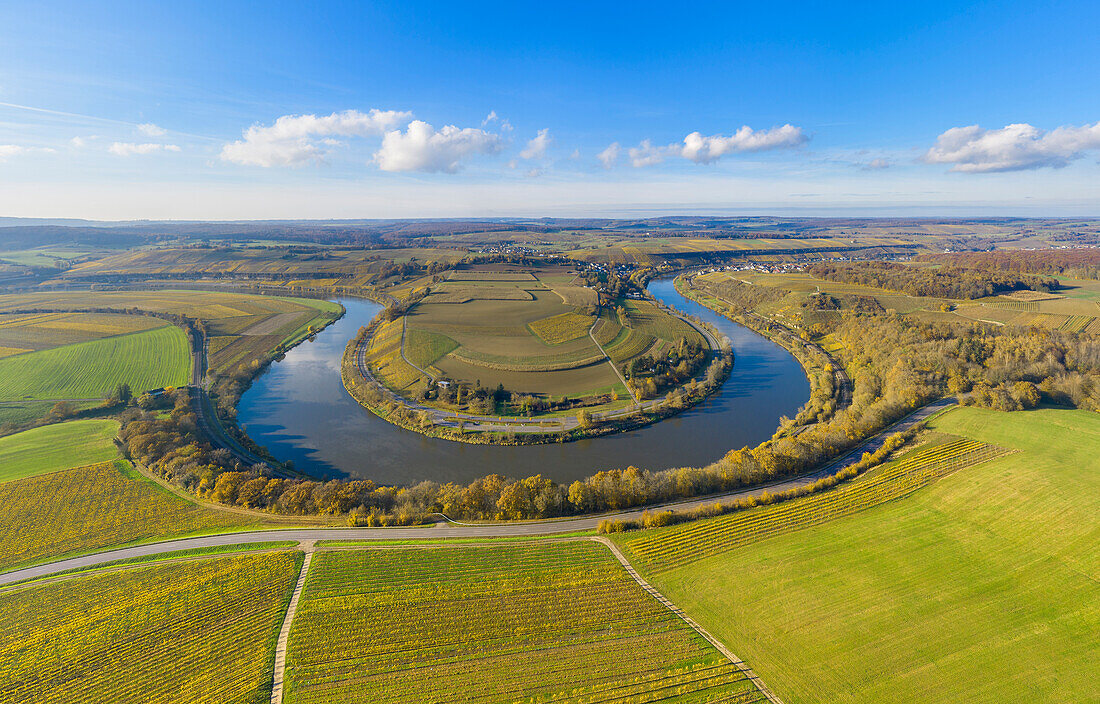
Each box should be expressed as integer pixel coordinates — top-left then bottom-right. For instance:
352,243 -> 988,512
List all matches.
0,398 -> 956,587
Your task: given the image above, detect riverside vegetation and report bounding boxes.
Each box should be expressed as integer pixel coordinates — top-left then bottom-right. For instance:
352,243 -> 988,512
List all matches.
116,258 -> 1100,525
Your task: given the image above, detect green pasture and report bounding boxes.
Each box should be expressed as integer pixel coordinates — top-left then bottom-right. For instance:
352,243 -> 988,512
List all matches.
403,328 -> 459,368
0,325 -> 190,401
0,419 -> 120,483
635,406 -> 1099,703
0,400 -> 101,428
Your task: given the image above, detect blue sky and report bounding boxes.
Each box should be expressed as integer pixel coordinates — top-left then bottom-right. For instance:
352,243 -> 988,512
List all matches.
1,0 -> 1098,219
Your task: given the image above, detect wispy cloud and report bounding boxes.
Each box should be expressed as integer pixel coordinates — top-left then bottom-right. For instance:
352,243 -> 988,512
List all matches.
520,128 -> 551,160
597,142 -> 621,168
628,139 -> 673,167
109,142 -> 181,156
0,144 -> 57,160
137,123 -> 167,137
859,157 -> 891,170
922,122 -> 1100,172
600,125 -> 808,169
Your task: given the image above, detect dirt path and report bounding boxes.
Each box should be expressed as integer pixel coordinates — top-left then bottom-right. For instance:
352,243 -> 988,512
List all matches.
594,536 -> 785,704
588,317 -> 639,403
270,542 -> 315,704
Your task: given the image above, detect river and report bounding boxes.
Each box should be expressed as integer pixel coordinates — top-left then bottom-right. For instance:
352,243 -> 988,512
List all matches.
235,279 -> 810,485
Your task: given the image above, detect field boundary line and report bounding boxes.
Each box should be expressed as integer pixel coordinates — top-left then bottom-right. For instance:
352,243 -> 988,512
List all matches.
271,543 -> 314,704
593,536 -> 785,704
589,318 -> 639,403
399,314 -> 434,381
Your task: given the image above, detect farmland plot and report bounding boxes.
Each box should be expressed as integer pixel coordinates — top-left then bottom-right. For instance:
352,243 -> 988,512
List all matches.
284,542 -> 762,704
0,552 -> 301,704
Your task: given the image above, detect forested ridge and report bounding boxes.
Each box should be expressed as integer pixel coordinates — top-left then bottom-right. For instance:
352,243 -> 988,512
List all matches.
925,248 -> 1100,280
806,261 -> 1059,299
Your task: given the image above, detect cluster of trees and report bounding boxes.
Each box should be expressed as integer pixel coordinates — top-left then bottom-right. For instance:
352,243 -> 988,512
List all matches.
624,337 -> 709,400
926,249 -> 1100,281
375,259 -> 451,283
806,261 -> 1059,299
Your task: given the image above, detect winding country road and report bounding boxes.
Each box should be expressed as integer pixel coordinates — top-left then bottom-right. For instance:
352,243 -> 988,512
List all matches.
0,398 -> 955,587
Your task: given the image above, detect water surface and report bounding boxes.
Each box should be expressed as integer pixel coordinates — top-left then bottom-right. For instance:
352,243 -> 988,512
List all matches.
236,279 -> 809,484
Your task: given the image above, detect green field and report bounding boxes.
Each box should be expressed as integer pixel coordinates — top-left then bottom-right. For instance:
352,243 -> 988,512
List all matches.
629,407 -> 1099,703
284,542 -> 761,703
0,551 -> 301,704
0,459 -> 255,571
399,268 -> 623,398
0,418 -> 120,482
0,325 -> 190,400
374,265 -> 702,407
402,327 -> 458,368
0,399 -> 101,429
0,289 -> 341,379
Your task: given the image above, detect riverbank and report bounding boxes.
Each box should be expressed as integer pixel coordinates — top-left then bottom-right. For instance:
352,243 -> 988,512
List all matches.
674,274 -> 850,435
236,286 -> 809,485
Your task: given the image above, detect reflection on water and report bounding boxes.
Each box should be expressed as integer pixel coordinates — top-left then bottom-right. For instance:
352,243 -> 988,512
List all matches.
236,279 -> 810,485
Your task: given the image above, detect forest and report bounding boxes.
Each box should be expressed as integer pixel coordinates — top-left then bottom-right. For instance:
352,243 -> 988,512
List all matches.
806,261 -> 1059,299
927,248 -> 1100,280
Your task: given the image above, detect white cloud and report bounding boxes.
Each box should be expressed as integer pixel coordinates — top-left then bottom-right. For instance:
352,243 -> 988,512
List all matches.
681,124 -> 807,163
482,110 -> 498,126
220,109 -> 412,167
373,120 -> 504,173
628,139 -> 672,168
597,142 -> 621,168
520,128 -> 551,160
0,145 -> 27,160
0,144 -> 56,160
922,122 -> 1100,173
860,158 -> 891,170
525,168 -> 542,178
70,136 -> 86,148
137,123 -> 167,137
109,142 -> 181,156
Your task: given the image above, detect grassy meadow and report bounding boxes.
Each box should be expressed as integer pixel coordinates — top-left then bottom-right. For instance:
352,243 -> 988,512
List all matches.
628,406 -> 1099,703
285,542 -> 761,704
0,325 -> 190,401
0,418 -> 120,482
0,551 -> 301,704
